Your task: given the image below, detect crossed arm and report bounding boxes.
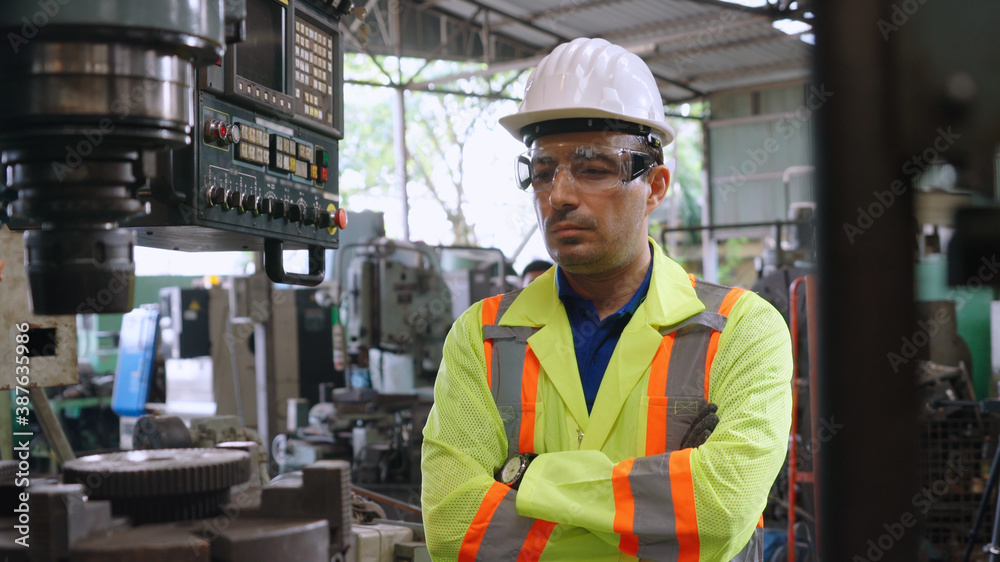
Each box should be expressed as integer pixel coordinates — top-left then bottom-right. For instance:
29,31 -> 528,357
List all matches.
421,295 -> 792,561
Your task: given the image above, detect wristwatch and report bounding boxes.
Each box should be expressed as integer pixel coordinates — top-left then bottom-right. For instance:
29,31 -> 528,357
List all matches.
497,453 -> 537,489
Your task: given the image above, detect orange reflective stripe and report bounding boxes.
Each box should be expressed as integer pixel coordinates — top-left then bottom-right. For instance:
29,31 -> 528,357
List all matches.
704,288 -> 746,399
481,295 -> 503,389
688,273 -> 697,287
645,334 -> 675,456
516,519 -> 558,562
719,287 -> 746,317
459,482 -> 511,562
758,514 -> 765,528
519,345 -> 541,454
612,458 -> 639,556
670,449 -> 700,561
704,331 -> 721,400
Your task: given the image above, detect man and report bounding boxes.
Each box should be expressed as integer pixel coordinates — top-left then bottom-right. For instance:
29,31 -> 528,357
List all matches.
521,259 -> 553,288
422,37 -> 792,561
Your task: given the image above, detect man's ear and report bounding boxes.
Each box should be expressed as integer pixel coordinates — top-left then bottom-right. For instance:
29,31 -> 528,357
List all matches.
645,165 -> 670,214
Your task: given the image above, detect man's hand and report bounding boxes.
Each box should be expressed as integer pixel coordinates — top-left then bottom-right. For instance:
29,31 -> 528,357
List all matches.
679,403 -> 719,449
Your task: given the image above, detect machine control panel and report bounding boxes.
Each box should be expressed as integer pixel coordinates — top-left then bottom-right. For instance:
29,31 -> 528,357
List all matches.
123,0 -> 347,264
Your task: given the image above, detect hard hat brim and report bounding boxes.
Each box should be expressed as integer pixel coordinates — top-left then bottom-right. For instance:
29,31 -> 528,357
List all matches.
499,107 -> 675,146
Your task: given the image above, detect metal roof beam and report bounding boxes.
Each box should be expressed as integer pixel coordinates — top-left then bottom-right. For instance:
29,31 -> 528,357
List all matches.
407,52 -> 550,88
602,12 -> 764,48
526,0 -> 634,22
647,29 -> 809,62
453,0 -> 571,42
687,59 -> 804,83
676,0 -> 776,17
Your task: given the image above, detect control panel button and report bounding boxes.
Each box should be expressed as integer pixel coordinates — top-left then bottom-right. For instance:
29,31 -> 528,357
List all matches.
286,203 -> 304,223
318,211 -> 331,229
227,190 -> 244,212
302,206 -> 317,226
270,199 -> 286,219
258,197 -> 273,217
333,208 -> 348,230
243,193 -> 259,216
209,187 -> 229,209
205,119 -> 234,145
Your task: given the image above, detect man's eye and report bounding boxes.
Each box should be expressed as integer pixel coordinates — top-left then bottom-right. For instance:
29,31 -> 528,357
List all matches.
532,169 -> 554,182
578,167 -> 613,177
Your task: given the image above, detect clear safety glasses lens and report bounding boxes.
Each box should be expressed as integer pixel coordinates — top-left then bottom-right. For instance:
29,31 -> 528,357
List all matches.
515,145 -> 654,193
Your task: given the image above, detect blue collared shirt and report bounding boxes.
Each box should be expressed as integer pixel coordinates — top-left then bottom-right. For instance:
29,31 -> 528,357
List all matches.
556,250 -> 653,414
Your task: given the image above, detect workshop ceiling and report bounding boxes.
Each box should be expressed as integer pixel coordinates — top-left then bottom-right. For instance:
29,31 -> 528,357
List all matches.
342,0 -> 814,102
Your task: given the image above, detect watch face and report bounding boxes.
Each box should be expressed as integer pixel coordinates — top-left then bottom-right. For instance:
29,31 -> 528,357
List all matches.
501,456 -> 522,484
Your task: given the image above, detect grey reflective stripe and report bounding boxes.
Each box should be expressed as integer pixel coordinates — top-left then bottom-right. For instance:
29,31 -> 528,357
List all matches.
650,279 -> 738,455
476,490 -> 535,561
691,277 -> 730,312
481,289 -> 535,457
661,310 -> 728,334
495,289 -> 523,323
629,456 -> 676,539
664,323 -> 713,454
483,325 -> 536,343
729,527 -> 764,562
636,540 -> 680,561
495,339 -> 528,458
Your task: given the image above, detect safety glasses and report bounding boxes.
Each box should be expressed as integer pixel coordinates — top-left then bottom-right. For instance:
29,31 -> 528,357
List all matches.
515,144 -> 656,193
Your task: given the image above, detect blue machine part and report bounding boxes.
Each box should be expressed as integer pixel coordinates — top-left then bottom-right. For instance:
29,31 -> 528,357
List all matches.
111,308 -> 160,417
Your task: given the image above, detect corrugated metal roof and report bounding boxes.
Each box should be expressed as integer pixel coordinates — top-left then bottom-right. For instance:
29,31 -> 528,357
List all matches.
380,0 -> 813,102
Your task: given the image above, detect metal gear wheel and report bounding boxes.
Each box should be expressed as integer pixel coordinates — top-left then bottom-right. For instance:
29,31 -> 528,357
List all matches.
62,448 -> 251,524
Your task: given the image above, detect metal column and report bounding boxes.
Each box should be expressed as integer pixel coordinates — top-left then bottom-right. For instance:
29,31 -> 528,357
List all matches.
389,0 -> 410,241
814,1 -> 920,560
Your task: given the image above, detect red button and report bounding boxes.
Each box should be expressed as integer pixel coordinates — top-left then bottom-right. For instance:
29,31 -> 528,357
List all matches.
334,208 -> 348,230
320,167 -> 328,182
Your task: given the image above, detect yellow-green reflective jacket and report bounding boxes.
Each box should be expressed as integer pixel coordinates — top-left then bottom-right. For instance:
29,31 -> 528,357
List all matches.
422,241 -> 793,561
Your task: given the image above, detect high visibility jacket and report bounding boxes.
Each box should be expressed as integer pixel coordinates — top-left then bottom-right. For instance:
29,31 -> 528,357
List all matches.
422,240 -> 793,561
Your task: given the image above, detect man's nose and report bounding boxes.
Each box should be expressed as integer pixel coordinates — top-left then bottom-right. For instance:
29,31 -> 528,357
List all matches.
546,166 -> 579,209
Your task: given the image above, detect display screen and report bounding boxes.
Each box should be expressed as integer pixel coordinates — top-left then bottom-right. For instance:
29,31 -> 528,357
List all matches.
237,0 -> 286,92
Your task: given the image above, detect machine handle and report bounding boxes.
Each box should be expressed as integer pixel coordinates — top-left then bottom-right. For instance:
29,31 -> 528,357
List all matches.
263,239 -> 325,286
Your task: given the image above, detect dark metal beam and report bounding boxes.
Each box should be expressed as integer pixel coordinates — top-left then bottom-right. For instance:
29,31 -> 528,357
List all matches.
814,0 -> 920,560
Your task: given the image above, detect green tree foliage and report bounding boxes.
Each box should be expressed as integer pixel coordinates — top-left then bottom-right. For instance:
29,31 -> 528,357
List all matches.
339,54 -> 524,246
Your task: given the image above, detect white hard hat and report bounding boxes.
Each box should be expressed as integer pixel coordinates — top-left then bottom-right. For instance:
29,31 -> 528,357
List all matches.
500,37 -> 675,147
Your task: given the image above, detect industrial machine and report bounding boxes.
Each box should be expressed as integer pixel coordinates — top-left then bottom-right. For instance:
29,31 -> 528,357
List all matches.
0,453 -> 357,561
0,0 -> 353,316
341,239 -> 454,392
